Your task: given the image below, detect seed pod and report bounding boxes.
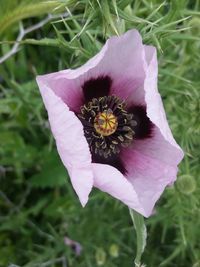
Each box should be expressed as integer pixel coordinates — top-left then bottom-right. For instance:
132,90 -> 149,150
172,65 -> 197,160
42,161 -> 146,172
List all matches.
109,244 -> 119,258
176,175 -> 196,195
96,248 -> 106,266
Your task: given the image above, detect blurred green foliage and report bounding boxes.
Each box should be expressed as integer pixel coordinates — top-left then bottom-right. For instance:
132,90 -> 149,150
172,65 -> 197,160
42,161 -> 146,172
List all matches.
0,0 -> 200,266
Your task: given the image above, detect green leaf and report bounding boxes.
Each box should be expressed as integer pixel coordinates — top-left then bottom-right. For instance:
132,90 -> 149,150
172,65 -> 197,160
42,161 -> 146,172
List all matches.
129,209 -> 147,267
0,0 -> 69,36
30,151 -> 69,188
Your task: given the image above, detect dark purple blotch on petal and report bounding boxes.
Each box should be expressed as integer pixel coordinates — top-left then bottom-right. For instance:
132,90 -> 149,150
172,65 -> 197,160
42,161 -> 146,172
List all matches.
128,105 -> 153,139
82,76 -> 112,103
92,153 -> 127,175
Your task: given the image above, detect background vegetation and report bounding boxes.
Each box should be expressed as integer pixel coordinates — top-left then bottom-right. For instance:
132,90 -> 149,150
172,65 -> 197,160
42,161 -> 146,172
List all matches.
0,0 -> 200,266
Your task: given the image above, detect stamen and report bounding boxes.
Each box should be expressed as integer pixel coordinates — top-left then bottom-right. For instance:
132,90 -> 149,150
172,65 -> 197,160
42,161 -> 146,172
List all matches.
78,95 -> 137,158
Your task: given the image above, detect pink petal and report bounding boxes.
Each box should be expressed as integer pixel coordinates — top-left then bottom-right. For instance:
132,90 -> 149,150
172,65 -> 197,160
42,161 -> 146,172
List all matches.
36,71 -> 83,112
143,45 -> 184,164
120,44 -> 184,216
121,148 -> 178,217
55,30 -> 146,107
37,30 -> 146,112
105,29 -> 146,104
36,76 -> 93,206
92,163 -> 145,215
37,39 -> 109,111
65,29 -> 145,83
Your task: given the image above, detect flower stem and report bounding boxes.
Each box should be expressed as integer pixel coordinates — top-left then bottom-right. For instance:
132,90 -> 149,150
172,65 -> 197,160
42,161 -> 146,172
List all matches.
129,208 -> 147,267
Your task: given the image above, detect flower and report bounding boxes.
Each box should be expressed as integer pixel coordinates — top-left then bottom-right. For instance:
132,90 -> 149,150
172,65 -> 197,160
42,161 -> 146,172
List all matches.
64,236 -> 82,256
36,30 -> 184,217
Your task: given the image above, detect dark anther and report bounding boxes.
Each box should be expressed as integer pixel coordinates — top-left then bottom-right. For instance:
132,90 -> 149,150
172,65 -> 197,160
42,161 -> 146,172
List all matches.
127,105 -> 153,139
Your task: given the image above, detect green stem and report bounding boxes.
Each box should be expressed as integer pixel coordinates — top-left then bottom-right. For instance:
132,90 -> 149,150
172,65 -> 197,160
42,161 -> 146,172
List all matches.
129,209 -> 147,267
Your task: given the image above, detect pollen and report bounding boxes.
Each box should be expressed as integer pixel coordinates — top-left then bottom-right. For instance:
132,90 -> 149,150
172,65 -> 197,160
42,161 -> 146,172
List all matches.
94,109 -> 118,136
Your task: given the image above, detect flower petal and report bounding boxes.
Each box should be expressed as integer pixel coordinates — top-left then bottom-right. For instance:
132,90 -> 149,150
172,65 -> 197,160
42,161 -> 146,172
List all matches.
76,29 -> 145,85
119,45 -> 184,216
121,147 -> 178,217
36,71 -> 83,112
36,76 -> 93,206
106,30 -> 146,104
38,42 -> 109,111
37,30 -> 147,112
143,45 -> 184,164
92,163 -> 145,215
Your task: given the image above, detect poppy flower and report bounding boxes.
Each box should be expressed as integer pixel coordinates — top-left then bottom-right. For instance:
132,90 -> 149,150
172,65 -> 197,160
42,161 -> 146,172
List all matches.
36,30 -> 184,217
64,236 -> 82,256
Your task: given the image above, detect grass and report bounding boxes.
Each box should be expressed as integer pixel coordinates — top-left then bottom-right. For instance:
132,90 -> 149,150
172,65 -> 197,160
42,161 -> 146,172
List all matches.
0,0 -> 200,266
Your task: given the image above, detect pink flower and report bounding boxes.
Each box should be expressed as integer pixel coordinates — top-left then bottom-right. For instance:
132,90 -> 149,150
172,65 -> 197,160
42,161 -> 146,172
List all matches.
36,30 -> 184,217
64,237 -> 82,256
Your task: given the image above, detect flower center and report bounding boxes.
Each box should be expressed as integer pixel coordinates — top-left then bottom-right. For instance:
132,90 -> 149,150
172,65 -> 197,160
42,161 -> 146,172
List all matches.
94,109 -> 118,136
77,96 -> 137,158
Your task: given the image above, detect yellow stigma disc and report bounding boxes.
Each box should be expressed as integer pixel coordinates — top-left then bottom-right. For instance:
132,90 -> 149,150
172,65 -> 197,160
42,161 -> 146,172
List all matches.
94,109 -> 118,136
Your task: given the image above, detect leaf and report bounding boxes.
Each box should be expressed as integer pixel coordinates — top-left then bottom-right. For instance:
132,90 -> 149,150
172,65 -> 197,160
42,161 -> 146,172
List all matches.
129,209 -> 147,267
30,151 -> 69,188
0,0 -> 68,36
19,38 -> 60,47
